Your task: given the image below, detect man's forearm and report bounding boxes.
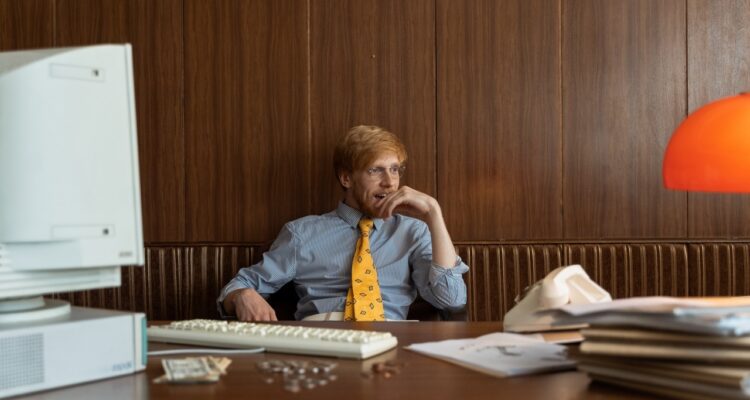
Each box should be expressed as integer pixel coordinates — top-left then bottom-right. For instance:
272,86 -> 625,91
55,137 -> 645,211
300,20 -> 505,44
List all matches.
426,202 -> 458,268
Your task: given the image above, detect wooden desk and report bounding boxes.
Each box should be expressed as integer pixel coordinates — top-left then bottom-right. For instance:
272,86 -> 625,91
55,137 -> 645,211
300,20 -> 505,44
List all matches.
18,322 -> 657,400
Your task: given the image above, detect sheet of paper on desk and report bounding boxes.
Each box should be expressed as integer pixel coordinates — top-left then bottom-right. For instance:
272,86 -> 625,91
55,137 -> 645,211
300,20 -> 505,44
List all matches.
405,332 -> 576,378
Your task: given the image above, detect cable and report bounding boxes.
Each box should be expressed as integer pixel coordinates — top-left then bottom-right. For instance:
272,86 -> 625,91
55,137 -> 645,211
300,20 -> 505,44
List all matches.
148,347 -> 265,356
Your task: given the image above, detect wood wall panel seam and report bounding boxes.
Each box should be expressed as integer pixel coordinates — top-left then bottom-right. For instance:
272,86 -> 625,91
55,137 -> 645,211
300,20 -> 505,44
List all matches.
687,0 -> 750,237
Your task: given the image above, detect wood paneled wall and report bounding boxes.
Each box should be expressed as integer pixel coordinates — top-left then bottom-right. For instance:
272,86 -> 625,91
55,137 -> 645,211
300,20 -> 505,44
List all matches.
5,1 -> 750,321
437,0 -> 562,240
49,242 -> 750,321
3,0 -> 750,244
310,0 -> 437,216
462,242 -> 750,321
184,0 -> 308,242
562,0 -> 687,239
687,0 -> 750,238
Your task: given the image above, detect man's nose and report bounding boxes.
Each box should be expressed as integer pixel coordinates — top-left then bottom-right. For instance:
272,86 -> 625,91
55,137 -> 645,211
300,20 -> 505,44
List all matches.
380,172 -> 395,186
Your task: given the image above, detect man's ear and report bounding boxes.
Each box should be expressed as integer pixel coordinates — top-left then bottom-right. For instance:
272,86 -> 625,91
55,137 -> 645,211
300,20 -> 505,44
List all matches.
338,170 -> 352,189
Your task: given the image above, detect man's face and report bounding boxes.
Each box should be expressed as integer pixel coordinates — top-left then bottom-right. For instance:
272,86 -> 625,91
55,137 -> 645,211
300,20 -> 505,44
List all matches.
341,152 -> 402,217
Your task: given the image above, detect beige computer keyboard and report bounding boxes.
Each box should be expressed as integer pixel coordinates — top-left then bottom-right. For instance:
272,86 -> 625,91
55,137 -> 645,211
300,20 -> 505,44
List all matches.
147,319 -> 398,359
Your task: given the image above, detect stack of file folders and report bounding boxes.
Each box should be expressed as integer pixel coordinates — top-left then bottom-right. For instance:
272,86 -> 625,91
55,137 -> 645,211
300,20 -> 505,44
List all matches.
545,296 -> 750,400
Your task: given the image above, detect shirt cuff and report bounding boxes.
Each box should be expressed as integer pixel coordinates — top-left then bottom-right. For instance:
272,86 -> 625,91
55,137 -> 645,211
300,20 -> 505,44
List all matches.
215,281 -> 253,319
431,255 -> 468,271
428,256 -> 469,281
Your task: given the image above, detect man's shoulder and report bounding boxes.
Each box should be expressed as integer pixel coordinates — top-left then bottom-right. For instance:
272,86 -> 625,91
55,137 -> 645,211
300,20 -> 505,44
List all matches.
284,210 -> 342,232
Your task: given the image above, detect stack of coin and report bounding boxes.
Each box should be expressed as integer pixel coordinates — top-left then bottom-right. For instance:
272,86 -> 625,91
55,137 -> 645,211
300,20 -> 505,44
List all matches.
256,359 -> 339,392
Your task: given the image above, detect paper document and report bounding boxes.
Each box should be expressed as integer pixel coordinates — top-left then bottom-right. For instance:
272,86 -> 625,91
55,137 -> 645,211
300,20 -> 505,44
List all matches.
559,296 -> 750,316
405,332 -> 576,378
547,296 -> 750,336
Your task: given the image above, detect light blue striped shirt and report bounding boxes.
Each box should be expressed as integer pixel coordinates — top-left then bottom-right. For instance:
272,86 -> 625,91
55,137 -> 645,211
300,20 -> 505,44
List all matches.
218,202 -> 469,320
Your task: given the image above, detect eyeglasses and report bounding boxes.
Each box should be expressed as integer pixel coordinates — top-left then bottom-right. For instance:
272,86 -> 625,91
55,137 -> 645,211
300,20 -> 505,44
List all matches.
365,165 -> 406,179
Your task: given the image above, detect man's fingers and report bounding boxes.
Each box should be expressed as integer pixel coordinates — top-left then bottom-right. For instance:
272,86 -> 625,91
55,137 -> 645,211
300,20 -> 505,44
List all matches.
378,189 -> 432,221
380,190 -> 405,217
257,307 -> 276,321
234,291 -> 278,322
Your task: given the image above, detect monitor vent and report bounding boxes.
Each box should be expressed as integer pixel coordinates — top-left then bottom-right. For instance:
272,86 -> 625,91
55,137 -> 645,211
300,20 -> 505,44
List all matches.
0,334 -> 44,390
0,244 -> 8,267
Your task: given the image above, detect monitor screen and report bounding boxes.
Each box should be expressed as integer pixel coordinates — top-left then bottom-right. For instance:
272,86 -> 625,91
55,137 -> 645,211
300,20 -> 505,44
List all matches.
0,44 -> 144,306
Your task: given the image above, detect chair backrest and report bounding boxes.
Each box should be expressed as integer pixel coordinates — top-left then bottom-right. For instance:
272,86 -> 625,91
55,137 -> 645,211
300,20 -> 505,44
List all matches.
267,281 -> 465,321
266,281 -> 299,320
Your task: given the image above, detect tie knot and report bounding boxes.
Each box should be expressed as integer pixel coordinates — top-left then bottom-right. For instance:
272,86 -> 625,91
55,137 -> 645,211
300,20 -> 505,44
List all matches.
358,218 -> 374,235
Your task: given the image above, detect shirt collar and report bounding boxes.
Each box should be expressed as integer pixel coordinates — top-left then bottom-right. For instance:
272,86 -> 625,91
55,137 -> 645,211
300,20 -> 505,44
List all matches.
336,201 -> 384,231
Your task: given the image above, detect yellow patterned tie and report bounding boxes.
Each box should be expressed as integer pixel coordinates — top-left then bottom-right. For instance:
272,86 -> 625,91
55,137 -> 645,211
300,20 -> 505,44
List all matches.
344,218 -> 385,321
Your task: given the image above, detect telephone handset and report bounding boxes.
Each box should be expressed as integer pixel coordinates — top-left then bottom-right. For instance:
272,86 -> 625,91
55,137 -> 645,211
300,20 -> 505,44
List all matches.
503,264 -> 612,332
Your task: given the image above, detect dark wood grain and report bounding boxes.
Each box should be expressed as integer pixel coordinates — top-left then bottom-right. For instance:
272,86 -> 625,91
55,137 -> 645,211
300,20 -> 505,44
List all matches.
53,245 -> 266,320
184,0 -> 309,242
459,242 -> 692,321
436,0 -> 562,241
53,241 -> 750,323
688,243 -> 750,296
562,0 -> 687,239
310,0 -> 375,214
0,0 -> 53,50
20,2 -> 750,334
19,322 -> 659,400
309,0 -> 436,215
129,0 -> 185,243
55,0 -> 127,44
40,0 -> 750,244
144,323 -> 654,400
687,0 -> 750,238
55,0 -> 185,243
459,244 -> 564,321
373,0 -> 436,198
563,244 -> 690,298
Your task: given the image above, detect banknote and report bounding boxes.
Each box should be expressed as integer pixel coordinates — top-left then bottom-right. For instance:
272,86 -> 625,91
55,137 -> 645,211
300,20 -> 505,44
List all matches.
154,356 -> 232,384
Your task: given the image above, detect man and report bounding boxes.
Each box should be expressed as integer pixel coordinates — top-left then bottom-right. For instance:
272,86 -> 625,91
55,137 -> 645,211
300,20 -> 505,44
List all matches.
218,125 -> 468,321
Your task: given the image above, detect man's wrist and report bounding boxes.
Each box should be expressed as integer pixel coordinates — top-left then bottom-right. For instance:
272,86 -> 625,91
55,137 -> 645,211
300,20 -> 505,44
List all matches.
425,202 -> 445,229
225,288 -> 247,314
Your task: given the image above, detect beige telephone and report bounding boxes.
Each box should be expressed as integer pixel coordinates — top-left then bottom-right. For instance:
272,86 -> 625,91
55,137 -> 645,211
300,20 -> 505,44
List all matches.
503,265 -> 612,332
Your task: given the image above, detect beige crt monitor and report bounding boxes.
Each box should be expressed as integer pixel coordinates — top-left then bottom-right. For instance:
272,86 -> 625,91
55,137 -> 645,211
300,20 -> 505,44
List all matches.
0,44 -> 144,321
0,44 -> 147,399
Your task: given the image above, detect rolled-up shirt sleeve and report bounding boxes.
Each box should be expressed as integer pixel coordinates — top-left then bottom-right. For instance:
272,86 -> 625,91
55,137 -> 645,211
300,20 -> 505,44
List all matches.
216,223 -> 298,317
409,223 -> 469,311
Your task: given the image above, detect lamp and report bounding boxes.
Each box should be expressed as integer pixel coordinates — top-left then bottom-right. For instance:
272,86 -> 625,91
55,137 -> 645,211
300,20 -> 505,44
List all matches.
663,93 -> 750,192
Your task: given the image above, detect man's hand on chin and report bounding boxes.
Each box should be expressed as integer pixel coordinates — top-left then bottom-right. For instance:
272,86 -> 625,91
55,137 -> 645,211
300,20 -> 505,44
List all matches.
373,186 -> 441,223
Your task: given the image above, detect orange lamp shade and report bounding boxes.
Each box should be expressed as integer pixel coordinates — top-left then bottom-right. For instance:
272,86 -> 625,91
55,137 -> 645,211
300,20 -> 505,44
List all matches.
663,93 -> 750,192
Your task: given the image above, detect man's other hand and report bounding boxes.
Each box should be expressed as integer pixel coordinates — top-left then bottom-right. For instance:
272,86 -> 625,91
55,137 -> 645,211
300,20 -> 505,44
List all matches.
374,185 -> 440,223
225,288 -> 278,321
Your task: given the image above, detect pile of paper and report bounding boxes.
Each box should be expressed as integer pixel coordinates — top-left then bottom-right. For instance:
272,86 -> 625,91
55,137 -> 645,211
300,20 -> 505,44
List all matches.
546,296 -> 750,336
555,297 -> 750,399
153,356 -> 232,384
